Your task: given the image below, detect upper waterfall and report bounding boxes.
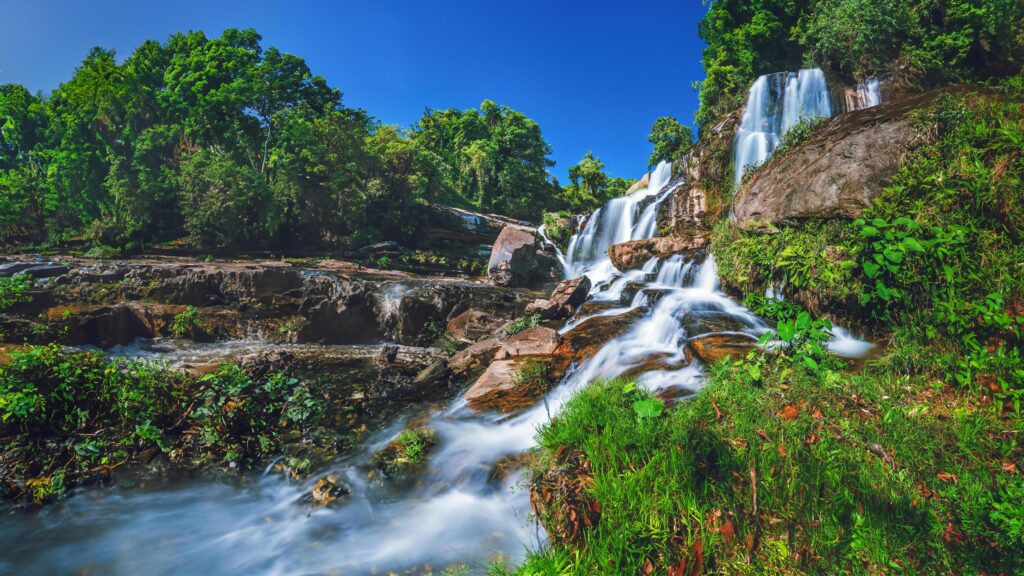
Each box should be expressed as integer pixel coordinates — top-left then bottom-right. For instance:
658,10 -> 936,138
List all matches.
732,68 -> 833,187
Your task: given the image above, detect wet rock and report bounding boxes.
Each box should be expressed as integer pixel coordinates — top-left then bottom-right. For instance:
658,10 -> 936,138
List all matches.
524,276 -> 591,320
680,311 -> 749,336
550,308 -> 645,376
447,308 -> 504,343
413,360 -> 450,386
494,327 -> 561,359
449,338 -> 501,378
487,225 -> 560,288
464,358 -> 552,412
488,451 -> 539,484
686,333 -> 759,365
306,475 -> 350,507
733,88 -> 959,226
608,236 -> 708,272
372,427 -> 437,479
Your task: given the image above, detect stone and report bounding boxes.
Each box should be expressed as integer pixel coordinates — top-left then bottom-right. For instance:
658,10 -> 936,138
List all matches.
608,236 -> 708,272
550,308 -> 645,376
447,308 -> 504,343
494,326 -> 561,359
733,88 -> 957,226
686,333 -> 759,365
524,276 -> 591,320
464,358 -> 552,412
449,338 -> 501,377
307,475 -> 350,507
487,225 -> 560,288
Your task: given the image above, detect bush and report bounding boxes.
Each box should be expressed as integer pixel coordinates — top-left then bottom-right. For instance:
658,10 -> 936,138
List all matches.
0,274 -> 33,310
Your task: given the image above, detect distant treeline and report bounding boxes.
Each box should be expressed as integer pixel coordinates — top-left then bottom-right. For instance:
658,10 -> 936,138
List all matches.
0,29 -> 690,252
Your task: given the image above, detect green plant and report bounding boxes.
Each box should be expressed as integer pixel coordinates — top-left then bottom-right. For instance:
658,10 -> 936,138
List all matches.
773,116 -> 824,158
0,274 -> 33,310
170,305 -> 203,338
511,360 -> 549,393
505,314 -> 541,336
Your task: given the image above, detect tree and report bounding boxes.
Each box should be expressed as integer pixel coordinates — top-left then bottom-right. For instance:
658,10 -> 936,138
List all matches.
558,152 -> 636,213
647,116 -> 694,167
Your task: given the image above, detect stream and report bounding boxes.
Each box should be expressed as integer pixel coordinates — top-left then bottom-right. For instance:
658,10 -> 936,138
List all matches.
1,70 -> 879,575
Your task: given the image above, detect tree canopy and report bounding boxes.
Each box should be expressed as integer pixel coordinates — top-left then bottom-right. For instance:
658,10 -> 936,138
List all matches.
0,30 -> 561,251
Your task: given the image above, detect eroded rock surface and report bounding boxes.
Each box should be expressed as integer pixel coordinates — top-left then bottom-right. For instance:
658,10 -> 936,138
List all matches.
608,236 -> 708,272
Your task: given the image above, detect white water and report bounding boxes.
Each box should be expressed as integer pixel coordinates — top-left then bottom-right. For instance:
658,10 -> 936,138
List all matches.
855,76 -> 882,109
733,68 -> 833,188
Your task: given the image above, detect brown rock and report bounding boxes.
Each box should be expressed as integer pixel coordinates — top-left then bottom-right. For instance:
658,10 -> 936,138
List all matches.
550,308 -> 645,376
308,475 -> 349,507
447,308 -> 504,343
449,338 -> 501,377
733,88 -> 966,226
487,225 -> 560,288
464,358 -> 552,412
494,326 -> 560,359
686,333 -> 758,365
524,276 -> 591,319
608,236 -> 708,272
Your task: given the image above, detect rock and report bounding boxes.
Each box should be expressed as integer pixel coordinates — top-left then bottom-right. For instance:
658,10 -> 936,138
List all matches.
464,358 -> 552,412
447,308 -> 504,343
733,87 -> 960,226
524,276 -> 591,320
680,311 -> 749,336
372,427 -> 437,479
307,475 -> 350,507
487,225 -> 559,288
494,327 -> 561,359
686,333 -> 759,364
624,172 -> 650,195
608,236 -> 708,272
659,110 -> 741,237
413,360 -> 450,386
358,241 -> 398,254
449,338 -> 501,378
550,308 -> 645,376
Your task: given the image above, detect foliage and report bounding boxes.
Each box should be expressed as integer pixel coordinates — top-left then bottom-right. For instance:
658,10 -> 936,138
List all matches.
412,99 -> 557,219
647,116 -> 694,167
556,152 -> 636,213
542,212 -> 574,251
0,345 -> 326,503
512,360 -> 550,393
0,274 -> 33,310
0,31 -> 560,252
505,313 -> 541,336
169,305 -> 203,338
770,115 -> 824,158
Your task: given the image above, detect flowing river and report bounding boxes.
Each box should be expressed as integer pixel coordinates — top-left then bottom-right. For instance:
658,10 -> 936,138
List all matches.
1,72 -> 878,575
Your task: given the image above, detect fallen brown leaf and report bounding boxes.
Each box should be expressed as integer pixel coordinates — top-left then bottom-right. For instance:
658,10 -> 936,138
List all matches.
937,472 -> 958,484
778,404 -> 800,420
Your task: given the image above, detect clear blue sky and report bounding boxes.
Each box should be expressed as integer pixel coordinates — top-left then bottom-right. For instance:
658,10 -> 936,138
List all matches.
0,0 -> 708,181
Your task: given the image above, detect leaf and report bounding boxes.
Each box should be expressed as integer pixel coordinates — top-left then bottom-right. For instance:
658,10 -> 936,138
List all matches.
863,261 -> 880,278
747,364 -> 762,381
859,226 -> 880,238
776,321 -> 796,343
901,236 -> 926,253
883,249 -> 904,263
622,382 -> 636,394
803,356 -> 819,371
778,404 -> 800,420
871,217 -> 887,228
632,398 -> 664,419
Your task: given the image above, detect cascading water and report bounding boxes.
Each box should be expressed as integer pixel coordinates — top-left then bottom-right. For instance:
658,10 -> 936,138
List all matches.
564,160 -> 677,288
733,68 -> 833,187
855,76 -> 882,109
1,151 -> 875,576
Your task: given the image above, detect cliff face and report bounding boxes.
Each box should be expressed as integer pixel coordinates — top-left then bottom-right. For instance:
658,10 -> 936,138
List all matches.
732,88 -> 959,226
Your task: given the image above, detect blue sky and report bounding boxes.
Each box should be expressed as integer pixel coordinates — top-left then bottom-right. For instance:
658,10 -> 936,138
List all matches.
0,0 -> 708,181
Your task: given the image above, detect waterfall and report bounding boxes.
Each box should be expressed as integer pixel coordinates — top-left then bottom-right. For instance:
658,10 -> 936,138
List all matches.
564,160 -> 677,288
733,68 -> 833,188
855,76 -> 881,109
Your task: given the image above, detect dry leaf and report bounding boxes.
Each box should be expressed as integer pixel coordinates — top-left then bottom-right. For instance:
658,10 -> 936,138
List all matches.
778,404 -> 800,420
937,472 -> 958,484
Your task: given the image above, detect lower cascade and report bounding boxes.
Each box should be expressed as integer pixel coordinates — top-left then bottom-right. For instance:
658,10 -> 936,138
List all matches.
0,168 -> 872,575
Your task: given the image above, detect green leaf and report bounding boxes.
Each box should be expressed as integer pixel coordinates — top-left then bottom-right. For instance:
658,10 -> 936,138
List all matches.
622,382 -> 636,394
803,356 -> 819,371
632,398 -> 664,419
747,364 -> 762,381
901,236 -> 925,253
883,249 -> 904,263
859,226 -> 879,238
863,261 -> 880,278
777,321 -> 796,343
871,218 -> 887,228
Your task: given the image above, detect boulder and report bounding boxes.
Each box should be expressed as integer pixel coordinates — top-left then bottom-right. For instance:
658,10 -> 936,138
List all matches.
306,475 -> 350,507
464,358 -> 552,412
624,172 -> 650,195
487,225 -> 560,288
550,308 -> 645,376
494,327 -> 561,359
524,276 -> 591,320
733,88 -> 958,226
447,308 -> 504,343
686,333 -> 759,365
608,236 -> 708,272
449,338 -> 501,377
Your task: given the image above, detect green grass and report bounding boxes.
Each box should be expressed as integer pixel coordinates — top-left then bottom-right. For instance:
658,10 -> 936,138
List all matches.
505,314 -> 542,336
513,349 -> 1024,575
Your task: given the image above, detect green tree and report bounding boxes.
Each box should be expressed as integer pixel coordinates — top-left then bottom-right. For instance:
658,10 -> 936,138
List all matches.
647,116 -> 694,167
